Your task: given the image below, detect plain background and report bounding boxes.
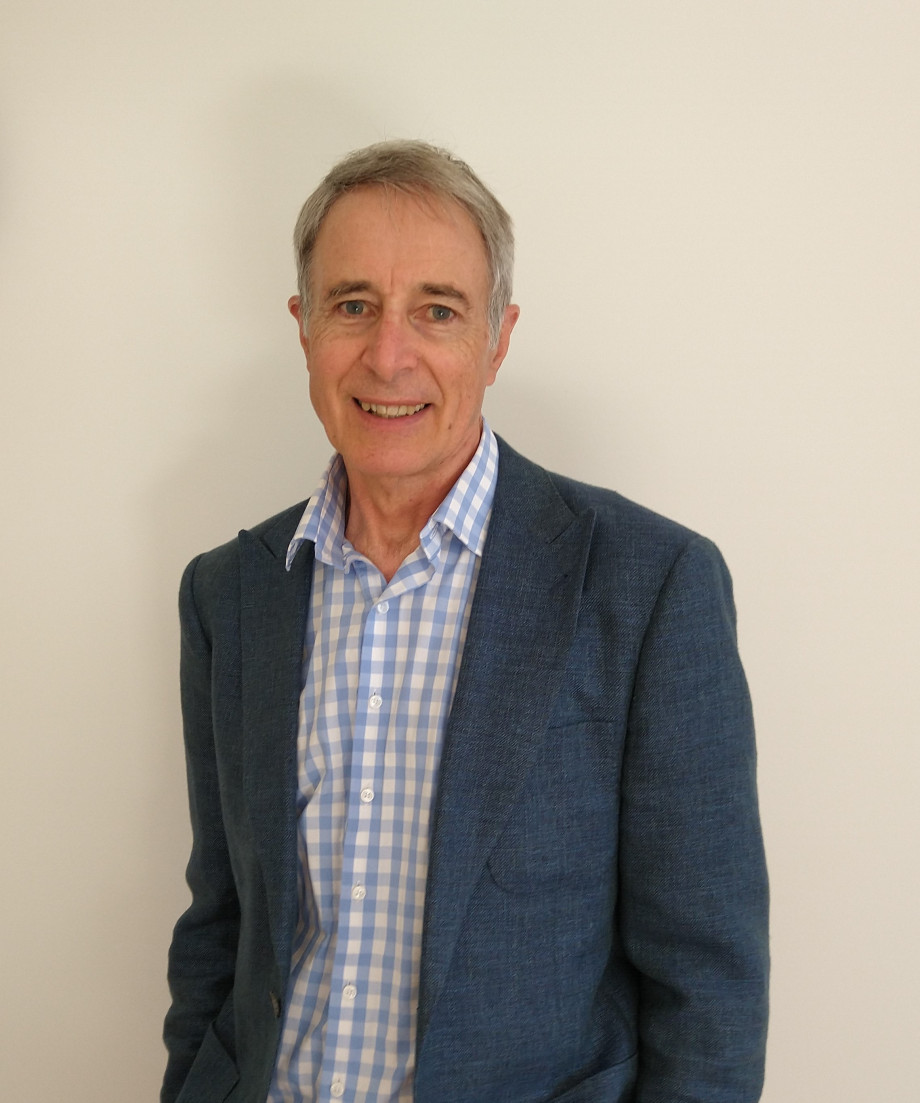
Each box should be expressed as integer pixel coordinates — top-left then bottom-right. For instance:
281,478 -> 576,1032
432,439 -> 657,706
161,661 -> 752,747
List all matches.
2,2 -> 917,1100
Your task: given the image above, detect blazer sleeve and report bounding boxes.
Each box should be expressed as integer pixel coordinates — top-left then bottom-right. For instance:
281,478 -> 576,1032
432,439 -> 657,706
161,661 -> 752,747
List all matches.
619,536 -> 769,1103
161,555 -> 241,1103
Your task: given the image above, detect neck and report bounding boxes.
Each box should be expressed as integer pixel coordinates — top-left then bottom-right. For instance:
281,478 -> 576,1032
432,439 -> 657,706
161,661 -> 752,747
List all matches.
343,473 -> 451,583
340,424 -> 485,581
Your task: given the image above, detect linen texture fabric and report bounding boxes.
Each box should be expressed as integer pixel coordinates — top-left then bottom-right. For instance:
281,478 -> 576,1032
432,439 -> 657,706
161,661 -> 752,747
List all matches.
162,438 -> 769,1103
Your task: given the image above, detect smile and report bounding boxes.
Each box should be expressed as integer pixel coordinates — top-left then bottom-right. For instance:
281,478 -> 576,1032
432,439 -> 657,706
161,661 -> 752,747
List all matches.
358,401 -> 428,419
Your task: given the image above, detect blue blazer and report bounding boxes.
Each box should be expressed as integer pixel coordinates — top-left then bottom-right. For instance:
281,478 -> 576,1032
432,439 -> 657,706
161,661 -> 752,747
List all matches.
163,439 -> 768,1103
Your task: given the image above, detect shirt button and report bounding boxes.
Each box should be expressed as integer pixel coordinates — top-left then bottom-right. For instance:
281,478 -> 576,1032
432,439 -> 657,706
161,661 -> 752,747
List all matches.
343,984 -> 358,1000
360,787 -> 374,803
369,693 -> 382,710
376,600 -> 389,614
330,1082 -> 345,1099
352,884 -> 366,900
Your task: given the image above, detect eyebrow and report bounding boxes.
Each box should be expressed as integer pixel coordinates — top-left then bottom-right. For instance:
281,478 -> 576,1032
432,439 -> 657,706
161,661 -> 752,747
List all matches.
421,283 -> 470,308
323,281 -> 472,308
325,281 -> 372,301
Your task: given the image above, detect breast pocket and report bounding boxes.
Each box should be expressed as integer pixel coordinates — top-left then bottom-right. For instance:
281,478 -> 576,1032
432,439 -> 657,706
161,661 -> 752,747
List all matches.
485,720 -> 622,894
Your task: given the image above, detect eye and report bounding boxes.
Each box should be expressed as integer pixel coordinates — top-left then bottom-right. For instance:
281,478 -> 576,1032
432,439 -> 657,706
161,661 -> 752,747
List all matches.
340,300 -> 365,316
428,304 -> 455,322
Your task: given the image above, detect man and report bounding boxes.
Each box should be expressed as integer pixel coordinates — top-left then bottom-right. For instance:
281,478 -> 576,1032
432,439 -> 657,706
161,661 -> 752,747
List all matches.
163,140 -> 768,1103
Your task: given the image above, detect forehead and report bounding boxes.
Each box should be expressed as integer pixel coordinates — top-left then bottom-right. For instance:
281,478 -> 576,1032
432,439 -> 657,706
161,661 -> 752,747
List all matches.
311,186 -> 490,287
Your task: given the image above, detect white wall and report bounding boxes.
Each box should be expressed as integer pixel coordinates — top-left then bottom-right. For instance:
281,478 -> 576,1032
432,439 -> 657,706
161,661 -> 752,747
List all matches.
2,2 -> 917,1099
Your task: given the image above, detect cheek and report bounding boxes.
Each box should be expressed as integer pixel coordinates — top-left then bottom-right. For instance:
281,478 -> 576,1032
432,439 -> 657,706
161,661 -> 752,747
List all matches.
307,369 -> 335,418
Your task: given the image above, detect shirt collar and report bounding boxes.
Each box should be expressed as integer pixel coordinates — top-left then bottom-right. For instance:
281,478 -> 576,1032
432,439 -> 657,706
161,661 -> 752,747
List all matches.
285,419 -> 499,572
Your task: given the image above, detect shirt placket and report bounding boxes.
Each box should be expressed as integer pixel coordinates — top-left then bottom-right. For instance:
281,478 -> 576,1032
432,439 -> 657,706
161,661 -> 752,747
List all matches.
320,559 -> 396,1102
319,547 -> 440,1102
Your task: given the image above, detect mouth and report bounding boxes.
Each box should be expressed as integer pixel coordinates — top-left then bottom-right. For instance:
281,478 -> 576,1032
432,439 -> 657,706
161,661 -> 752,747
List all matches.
357,400 -> 429,419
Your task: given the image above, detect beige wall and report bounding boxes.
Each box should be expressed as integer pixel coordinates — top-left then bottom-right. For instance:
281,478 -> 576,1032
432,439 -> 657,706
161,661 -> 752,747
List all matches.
2,2 -> 917,1099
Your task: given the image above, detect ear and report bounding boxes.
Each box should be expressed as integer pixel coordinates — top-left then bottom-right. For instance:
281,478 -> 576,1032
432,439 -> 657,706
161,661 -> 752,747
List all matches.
486,304 -> 520,385
288,295 -> 310,359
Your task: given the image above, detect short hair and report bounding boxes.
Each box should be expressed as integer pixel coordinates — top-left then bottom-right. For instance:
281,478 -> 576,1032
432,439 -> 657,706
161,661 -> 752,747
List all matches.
292,139 -> 514,345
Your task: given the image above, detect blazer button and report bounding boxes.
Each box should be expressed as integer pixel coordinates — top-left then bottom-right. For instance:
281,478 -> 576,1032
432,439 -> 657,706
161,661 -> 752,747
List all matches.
270,991 -> 282,1018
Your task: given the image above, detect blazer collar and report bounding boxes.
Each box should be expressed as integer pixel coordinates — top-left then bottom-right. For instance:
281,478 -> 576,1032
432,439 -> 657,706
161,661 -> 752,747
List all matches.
418,439 -> 596,1044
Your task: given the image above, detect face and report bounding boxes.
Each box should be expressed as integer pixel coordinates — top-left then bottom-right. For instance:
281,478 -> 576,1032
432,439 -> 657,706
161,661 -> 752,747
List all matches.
291,186 -> 518,503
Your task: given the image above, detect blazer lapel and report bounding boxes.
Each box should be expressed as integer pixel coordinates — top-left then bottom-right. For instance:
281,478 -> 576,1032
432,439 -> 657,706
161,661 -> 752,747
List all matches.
418,442 -> 596,1043
238,508 -> 313,979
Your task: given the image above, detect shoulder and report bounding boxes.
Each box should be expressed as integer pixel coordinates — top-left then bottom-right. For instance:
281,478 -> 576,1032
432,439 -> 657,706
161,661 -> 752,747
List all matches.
495,436 -> 718,576
180,499 -> 309,612
493,438 -> 741,652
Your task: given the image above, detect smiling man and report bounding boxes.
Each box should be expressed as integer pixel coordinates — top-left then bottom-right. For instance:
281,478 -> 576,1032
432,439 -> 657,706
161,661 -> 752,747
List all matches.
162,141 -> 768,1103
289,183 -> 517,581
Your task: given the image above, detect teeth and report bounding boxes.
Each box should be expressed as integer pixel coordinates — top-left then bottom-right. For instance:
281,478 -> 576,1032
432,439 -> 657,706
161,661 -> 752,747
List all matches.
359,401 -> 426,418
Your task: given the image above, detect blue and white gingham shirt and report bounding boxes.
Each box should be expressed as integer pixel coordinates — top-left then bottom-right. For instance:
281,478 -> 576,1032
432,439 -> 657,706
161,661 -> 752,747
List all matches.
267,422 -> 499,1103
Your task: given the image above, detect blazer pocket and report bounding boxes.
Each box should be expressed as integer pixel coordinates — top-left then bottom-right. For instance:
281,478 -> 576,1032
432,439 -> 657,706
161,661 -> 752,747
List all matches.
175,1021 -> 240,1103
486,720 -> 621,894
548,1053 -> 638,1102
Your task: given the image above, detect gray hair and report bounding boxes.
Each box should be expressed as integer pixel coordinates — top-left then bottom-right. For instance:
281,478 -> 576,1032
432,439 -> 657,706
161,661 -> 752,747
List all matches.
292,139 -> 514,346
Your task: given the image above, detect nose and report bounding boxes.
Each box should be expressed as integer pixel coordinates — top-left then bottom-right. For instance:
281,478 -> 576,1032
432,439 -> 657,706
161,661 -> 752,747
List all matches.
362,310 -> 418,379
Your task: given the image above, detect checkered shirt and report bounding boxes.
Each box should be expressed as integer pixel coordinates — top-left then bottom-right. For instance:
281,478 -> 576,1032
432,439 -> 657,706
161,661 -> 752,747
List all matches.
267,422 -> 499,1103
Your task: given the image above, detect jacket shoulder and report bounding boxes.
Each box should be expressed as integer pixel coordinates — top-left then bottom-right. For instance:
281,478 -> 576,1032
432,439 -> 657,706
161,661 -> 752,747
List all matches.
549,469 -> 694,541
181,499 -> 309,611
497,437 -> 706,560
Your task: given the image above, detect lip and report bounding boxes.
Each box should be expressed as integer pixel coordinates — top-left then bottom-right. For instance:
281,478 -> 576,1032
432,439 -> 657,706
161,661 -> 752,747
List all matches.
355,397 -> 429,406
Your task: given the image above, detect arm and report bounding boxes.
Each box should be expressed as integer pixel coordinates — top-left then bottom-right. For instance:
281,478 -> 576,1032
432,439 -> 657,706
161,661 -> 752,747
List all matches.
620,536 -> 769,1102
161,555 -> 241,1103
